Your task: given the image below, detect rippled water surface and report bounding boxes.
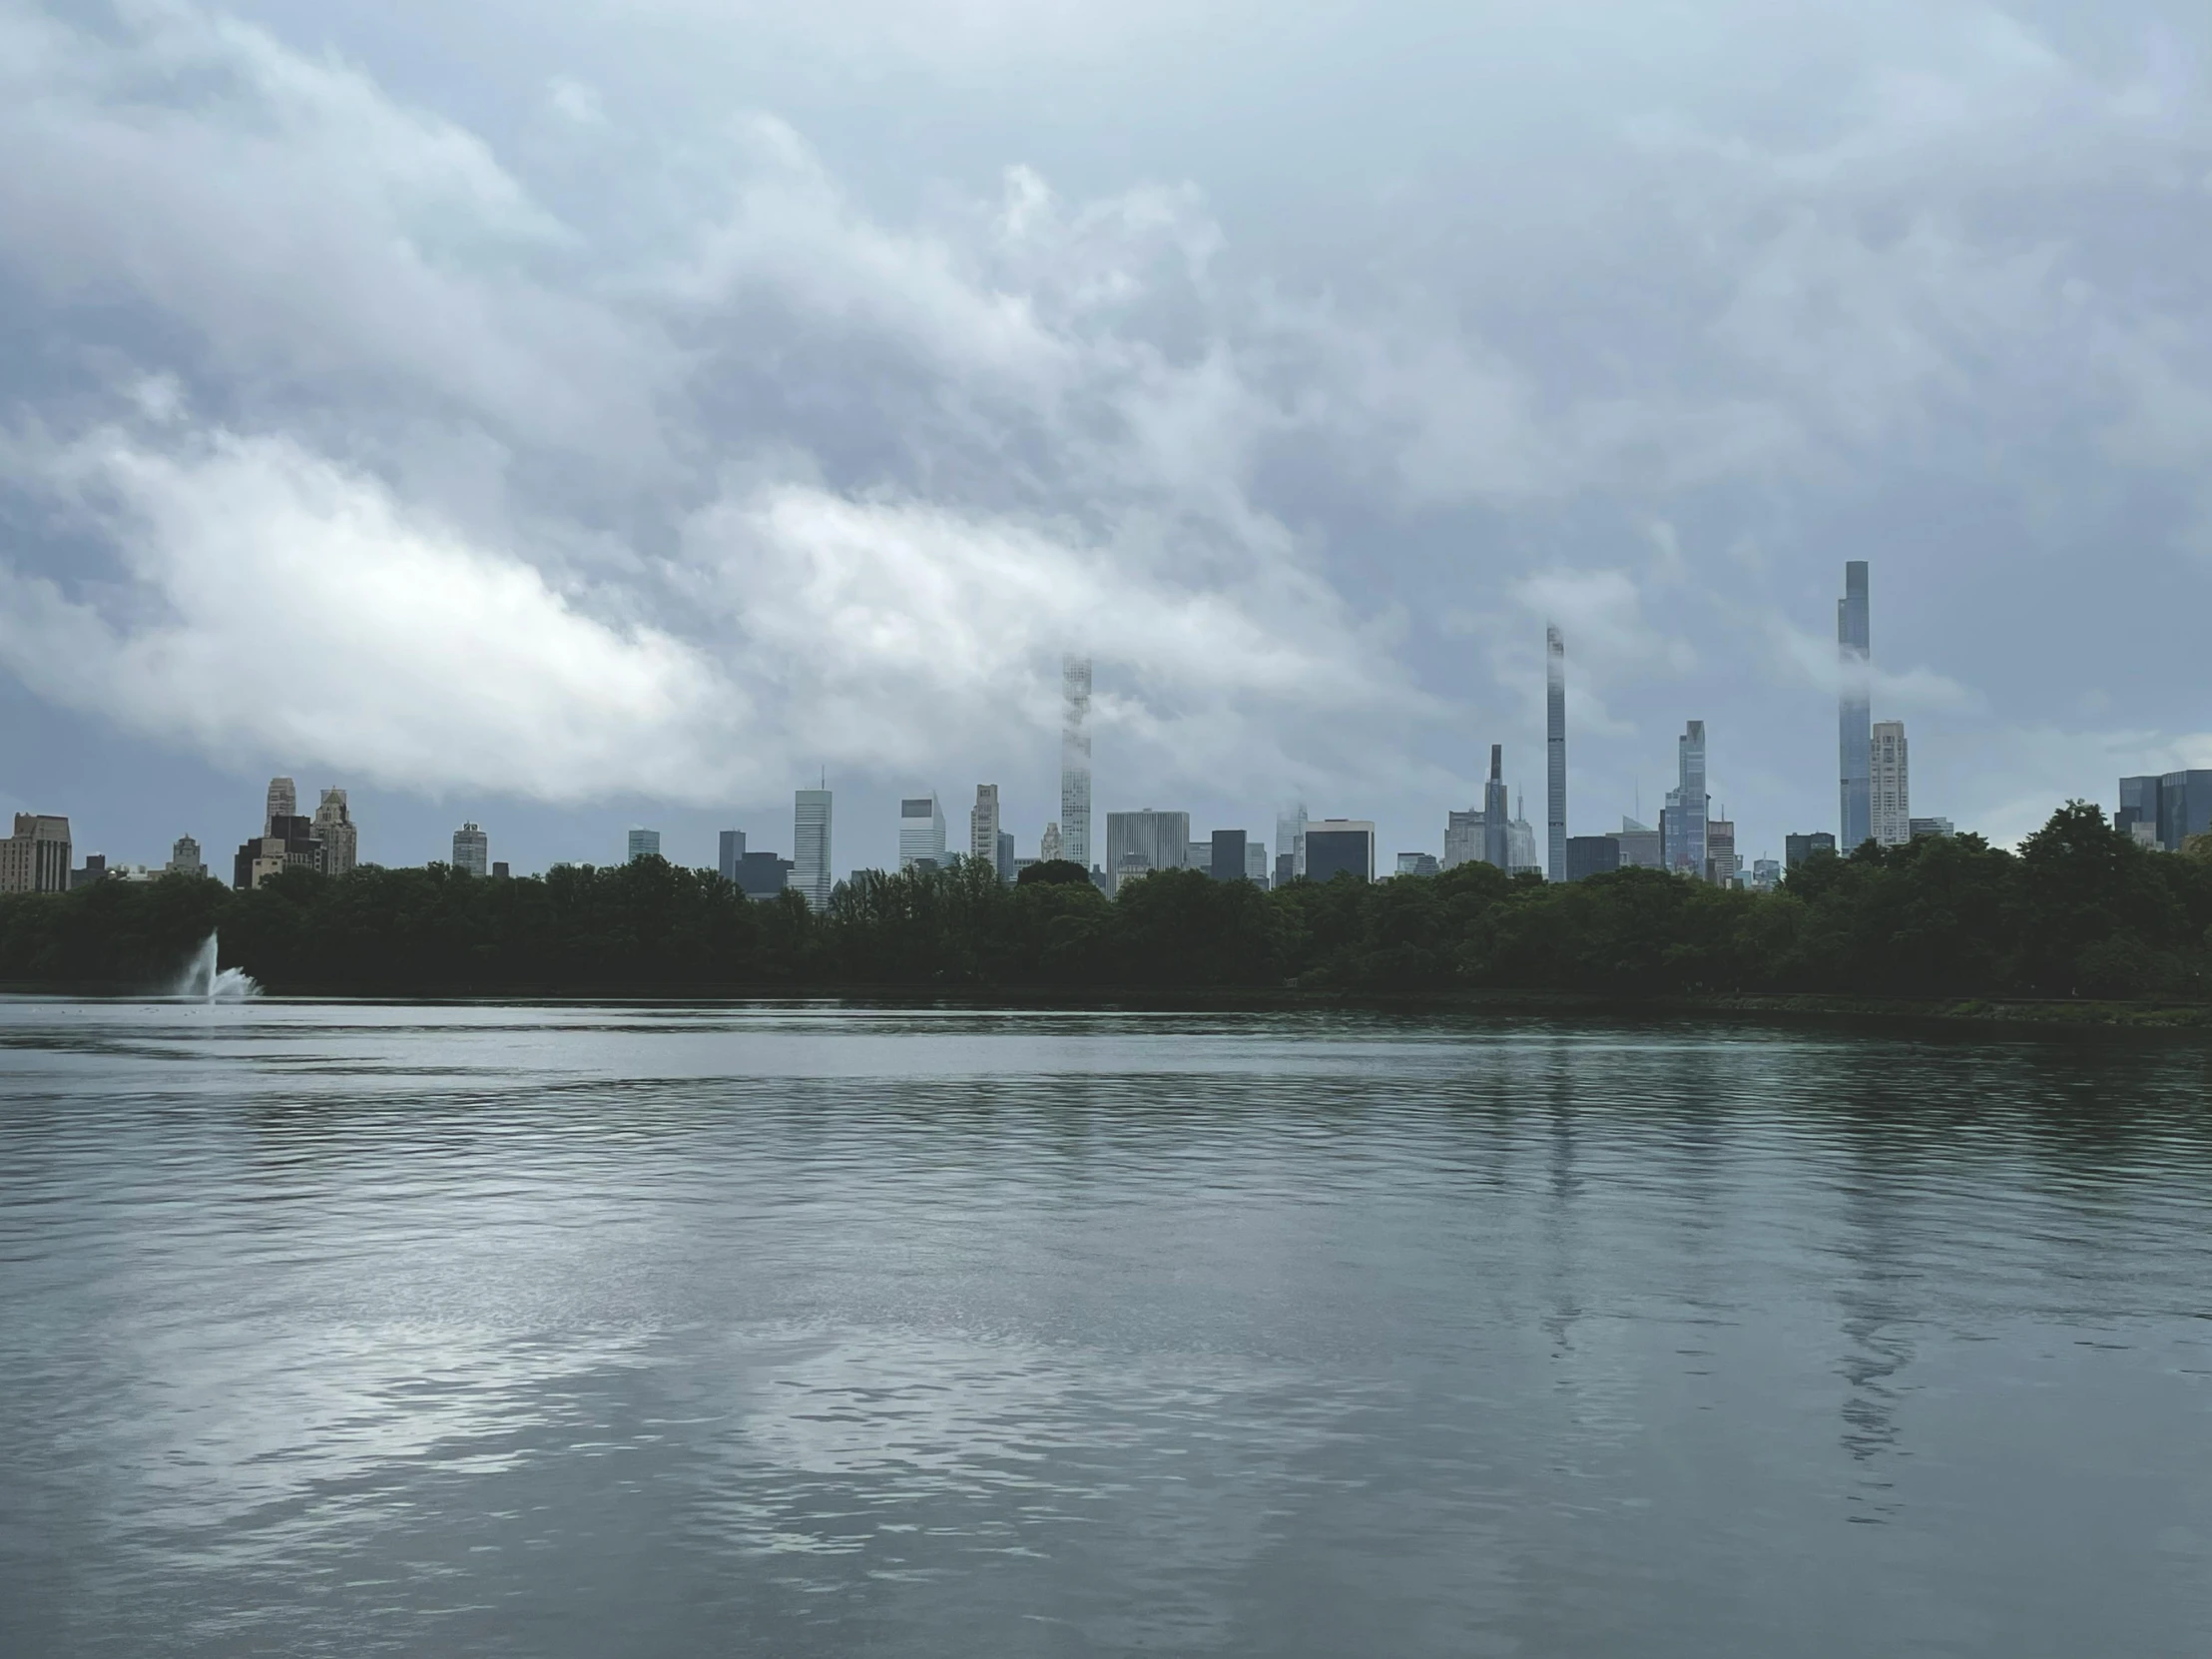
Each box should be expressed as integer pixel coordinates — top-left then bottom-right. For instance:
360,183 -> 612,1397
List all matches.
5,1000 -> 2212,1656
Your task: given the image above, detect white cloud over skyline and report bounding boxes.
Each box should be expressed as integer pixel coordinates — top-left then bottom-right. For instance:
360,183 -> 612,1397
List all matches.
2,0 -> 2208,870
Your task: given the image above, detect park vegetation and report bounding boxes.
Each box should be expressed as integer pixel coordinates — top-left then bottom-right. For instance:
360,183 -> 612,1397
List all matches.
2,802 -> 2209,1003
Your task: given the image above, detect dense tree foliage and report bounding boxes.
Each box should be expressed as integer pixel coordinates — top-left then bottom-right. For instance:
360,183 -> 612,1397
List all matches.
4,802 -> 2209,1000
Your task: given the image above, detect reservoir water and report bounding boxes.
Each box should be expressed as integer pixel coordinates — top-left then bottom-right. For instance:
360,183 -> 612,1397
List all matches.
4,1000 -> 2210,1656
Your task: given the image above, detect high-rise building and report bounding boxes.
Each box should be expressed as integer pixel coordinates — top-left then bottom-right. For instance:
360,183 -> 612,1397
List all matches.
1663,721 -> 1709,875
1506,794 -> 1539,874
492,862 -> 510,879
167,834 -> 205,878
2118,772 -> 2212,852
1305,821 -> 1376,883
1752,857 -> 1782,890
1040,822 -> 1063,863
1,815 -> 72,893
235,815 -> 321,890
70,854 -> 110,890
719,830 -> 747,882
1209,829 -> 1249,881
794,788 -> 833,909
1565,835 -> 1619,881
1909,817 -> 1954,840
969,785 -> 1001,872
628,828 -> 661,862
734,850 -> 794,899
1839,562 -> 1872,850
1546,623 -> 1567,883
1104,810 -> 1190,892
1274,852 -> 1294,887
1705,818 -> 1738,885
1871,721 -> 1910,846
1612,817 -> 1663,870
898,796 -> 946,870
452,823 -> 489,877
996,829 -> 1014,882
265,778 -> 297,835
313,788 -> 357,875
1785,830 -> 1837,868
1442,808 -> 1483,869
1246,841 -> 1269,882
1481,745 -> 1510,869
1395,851 -> 1440,877
1275,802 -> 1308,879
1060,656 -> 1093,870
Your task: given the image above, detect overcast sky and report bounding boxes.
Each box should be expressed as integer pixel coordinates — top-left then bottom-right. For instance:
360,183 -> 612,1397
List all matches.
3,0 -> 2209,876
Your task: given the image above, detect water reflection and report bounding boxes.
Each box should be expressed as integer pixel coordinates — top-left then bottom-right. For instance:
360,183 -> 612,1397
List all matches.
3,1001 -> 2211,1657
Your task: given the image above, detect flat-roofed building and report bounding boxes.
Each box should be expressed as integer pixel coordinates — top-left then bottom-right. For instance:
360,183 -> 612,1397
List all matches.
1209,829 -> 1249,881
1305,820 -> 1375,883
899,795 -> 946,870
1565,834 -> 1619,882
1105,810 -> 1190,893
1785,830 -> 1837,869
452,823 -> 489,878
1,815 -> 73,894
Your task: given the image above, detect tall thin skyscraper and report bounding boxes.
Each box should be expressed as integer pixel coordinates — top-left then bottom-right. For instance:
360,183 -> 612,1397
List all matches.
1275,802 -> 1307,878
313,788 -> 357,875
1665,720 -> 1709,874
969,785 -> 1001,874
794,788 -> 832,910
1060,656 -> 1092,870
1871,721 -> 1910,846
1838,561 -> 1871,850
1545,624 -> 1566,883
898,795 -> 946,869
1482,745 -> 1510,869
265,777 -> 296,835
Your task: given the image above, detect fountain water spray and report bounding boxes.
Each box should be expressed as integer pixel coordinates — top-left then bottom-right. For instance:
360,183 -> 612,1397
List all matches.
173,932 -> 261,1001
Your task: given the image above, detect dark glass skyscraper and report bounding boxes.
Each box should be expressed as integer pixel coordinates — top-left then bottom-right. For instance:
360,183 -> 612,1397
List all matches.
1838,561 -> 1871,850
1482,745 -> 1510,870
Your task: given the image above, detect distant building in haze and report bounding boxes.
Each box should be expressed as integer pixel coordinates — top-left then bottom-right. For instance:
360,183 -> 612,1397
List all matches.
899,796 -> 946,870
1209,829 -> 1249,881
1061,656 -> 1093,870
265,778 -> 297,834
1612,817 -> 1663,870
1910,817 -> 1954,840
1395,851 -> 1440,877
1305,820 -> 1376,883
1871,721 -> 1910,846
1785,830 -> 1837,869
734,849 -> 794,899
718,830 -> 747,882
1565,835 -> 1619,882
1506,795 -> 1539,875
1752,857 -> 1782,891
313,789 -> 357,875
1275,803 -> 1307,879
452,823 -> 489,877
628,829 -> 661,862
1546,623 -> 1567,882
1105,810 -> 1190,892
1839,561 -> 1872,850
1662,721 -> 1709,875
794,788 -> 833,909
997,829 -> 1014,882
1481,746 -> 1510,869
1246,841 -> 1269,882
167,834 -> 205,878
2117,772 -> 2212,852
1705,818 -> 1738,885
1040,822 -> 1063,863
1442,808 -> 1483,870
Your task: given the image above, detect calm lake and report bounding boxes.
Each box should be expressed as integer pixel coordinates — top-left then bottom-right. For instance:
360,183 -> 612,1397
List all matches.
4,1001 -> 2210,1656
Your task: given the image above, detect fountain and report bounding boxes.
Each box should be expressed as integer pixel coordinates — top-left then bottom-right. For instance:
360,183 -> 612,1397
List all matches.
173,931 -> 261,1001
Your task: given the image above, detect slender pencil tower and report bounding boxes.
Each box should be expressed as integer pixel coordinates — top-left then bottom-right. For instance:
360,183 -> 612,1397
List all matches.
1060,655 -> 1092,870
1838,563 -> 1871,850
1545,624 -> 1566,882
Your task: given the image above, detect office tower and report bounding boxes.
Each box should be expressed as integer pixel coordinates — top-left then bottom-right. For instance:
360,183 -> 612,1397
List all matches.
969,785 -> 1001,870
1305,821 -> 1376,882
1752,857 -> 1782,890
1188,839 -> 1212,870
1276,802 -> 1307,878
719,830 -> 747,882
1506,793 -> 1539,873
898,796 -> 946,870
1273,852 -> 1294,887
492,862 -> 510,879
1442,808 -> 1484,869
70,854 -> 109,890
1482,745 -> 1510,868
1705,818 -> 1737,885
234,814 -> 321,890
1565,835 -> 1619,881
1785,830 -> 1837,869
1041,823 -> 1063,863
996,829 -> 1014,882
2119,772 -> 2212,851
1395,851 -> 1440,877
1245,841 -> 1269,882
1105,810 -> 1192,892
313,788 -> 357,875
1546,624 -> 1567,882
1663,721 -> 1709,874
734,850 -> 794,898
627,829 -> 661,862
1839,561 -> 1872,849
1909,817 -> 1954,840
452,823 -> 489,877
1612,817 -> 1663,870
794,788 -> 833,909
1209,829 -> 1249,881
1059,656 -> 1093,870
167,834 -> 204,877
1871,721 -> 1910,846
265,777 -> 296,835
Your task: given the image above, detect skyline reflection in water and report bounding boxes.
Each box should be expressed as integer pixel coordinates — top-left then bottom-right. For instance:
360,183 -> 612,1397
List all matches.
4,1001 -> 2210,1657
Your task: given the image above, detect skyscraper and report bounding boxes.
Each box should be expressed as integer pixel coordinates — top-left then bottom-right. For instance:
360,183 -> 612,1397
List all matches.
1664,721 -> 1709,874
452,823 -> 489,877
2118,771 -> 2212,851
1481,745 -> 1510,869
1546,623 -> 1566,883
627,828 -> 661,862
1209,829 -> 1248,881
1060,656 -> 1092,870
794,788 -> 832,910
1105,809 -> 1190,892
969,785 -> 1001,874
0,815 -> 72,894
898,795 -> 946,869
1871,721 -> 1910,845
265,777 -> 296,835
1442,808 -> 1483,869
167,834 -> 204,878
1040,822 -> 1062,863
718,830 -> 746,882
1839,561 -> 1872,850
1305,821 -> 1376,882
1275,802 -> 1307,878
313,788 -> 357,875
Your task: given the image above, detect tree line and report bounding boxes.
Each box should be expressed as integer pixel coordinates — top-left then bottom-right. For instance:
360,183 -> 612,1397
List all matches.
3,802 -> 2209,1001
